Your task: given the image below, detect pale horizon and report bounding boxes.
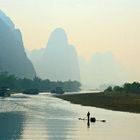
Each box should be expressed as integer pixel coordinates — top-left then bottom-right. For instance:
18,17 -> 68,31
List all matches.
0,0 -> 140,84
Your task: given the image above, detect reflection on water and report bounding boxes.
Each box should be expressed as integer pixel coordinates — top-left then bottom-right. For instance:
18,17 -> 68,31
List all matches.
0,112 -> 24,139
0,93 -> 140,140
46,118 -> 76,140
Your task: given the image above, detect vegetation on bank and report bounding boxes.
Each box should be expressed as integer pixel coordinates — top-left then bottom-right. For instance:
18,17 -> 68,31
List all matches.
104,82 -> 140,94
0,72 -> 81,93
57,92 -> 140,113
56,82 -> 140,113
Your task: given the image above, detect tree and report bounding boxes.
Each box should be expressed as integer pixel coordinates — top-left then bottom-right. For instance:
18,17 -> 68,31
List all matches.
104,86 -> 112,92
113,86 -> 123,93
0,72 -> 81,93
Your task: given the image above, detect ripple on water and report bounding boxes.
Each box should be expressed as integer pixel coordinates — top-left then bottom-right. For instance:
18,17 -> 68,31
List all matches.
0,94 -> 140,140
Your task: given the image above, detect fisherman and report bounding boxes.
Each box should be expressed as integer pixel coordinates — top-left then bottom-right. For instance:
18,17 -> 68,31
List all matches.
87,111 -> 90,120
87,111 -> 90,126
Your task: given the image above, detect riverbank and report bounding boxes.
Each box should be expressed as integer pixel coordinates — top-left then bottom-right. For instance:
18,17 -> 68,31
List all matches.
56,92 -> 140,113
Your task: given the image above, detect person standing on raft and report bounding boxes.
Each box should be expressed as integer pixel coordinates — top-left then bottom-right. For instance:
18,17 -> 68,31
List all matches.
87,111 -> 90,126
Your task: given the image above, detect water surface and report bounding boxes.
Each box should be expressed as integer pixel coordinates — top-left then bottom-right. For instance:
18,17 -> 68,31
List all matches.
0,93 -> 140,140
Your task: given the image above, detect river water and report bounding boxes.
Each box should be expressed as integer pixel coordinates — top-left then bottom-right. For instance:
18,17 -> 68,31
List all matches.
0,93 -> 140,140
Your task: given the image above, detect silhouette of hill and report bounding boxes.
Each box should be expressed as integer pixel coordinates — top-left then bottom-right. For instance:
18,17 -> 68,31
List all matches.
79,52 -> 125,88
29,28 -> 80,81
0,10 -> 36,79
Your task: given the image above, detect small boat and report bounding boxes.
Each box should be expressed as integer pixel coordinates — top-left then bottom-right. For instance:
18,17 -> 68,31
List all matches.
78,117 -> 106,123
51,87 -> 64,94
23,89 -> 39,95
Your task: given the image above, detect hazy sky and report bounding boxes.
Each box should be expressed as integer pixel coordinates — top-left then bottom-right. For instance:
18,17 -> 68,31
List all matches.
0,0 -> 140,81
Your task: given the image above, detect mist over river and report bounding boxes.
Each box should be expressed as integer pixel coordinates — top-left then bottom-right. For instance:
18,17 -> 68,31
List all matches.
0,93 -> 140,140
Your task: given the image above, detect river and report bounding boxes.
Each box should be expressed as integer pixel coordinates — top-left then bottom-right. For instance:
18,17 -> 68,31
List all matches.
0,93 -> 140,140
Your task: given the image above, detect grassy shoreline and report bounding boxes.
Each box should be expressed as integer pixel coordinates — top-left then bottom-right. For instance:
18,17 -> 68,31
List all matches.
56,92 -> 140,113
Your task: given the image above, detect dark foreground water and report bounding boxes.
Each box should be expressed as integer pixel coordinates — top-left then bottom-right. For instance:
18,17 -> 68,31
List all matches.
0,93 -> 140,140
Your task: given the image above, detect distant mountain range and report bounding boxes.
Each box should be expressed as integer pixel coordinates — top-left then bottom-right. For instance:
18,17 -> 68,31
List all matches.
79,52 -> 125,88
28,28 -> 80,81
0,10 -> 36,79
27,28 -> 125,87
0,10 -> 124,87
